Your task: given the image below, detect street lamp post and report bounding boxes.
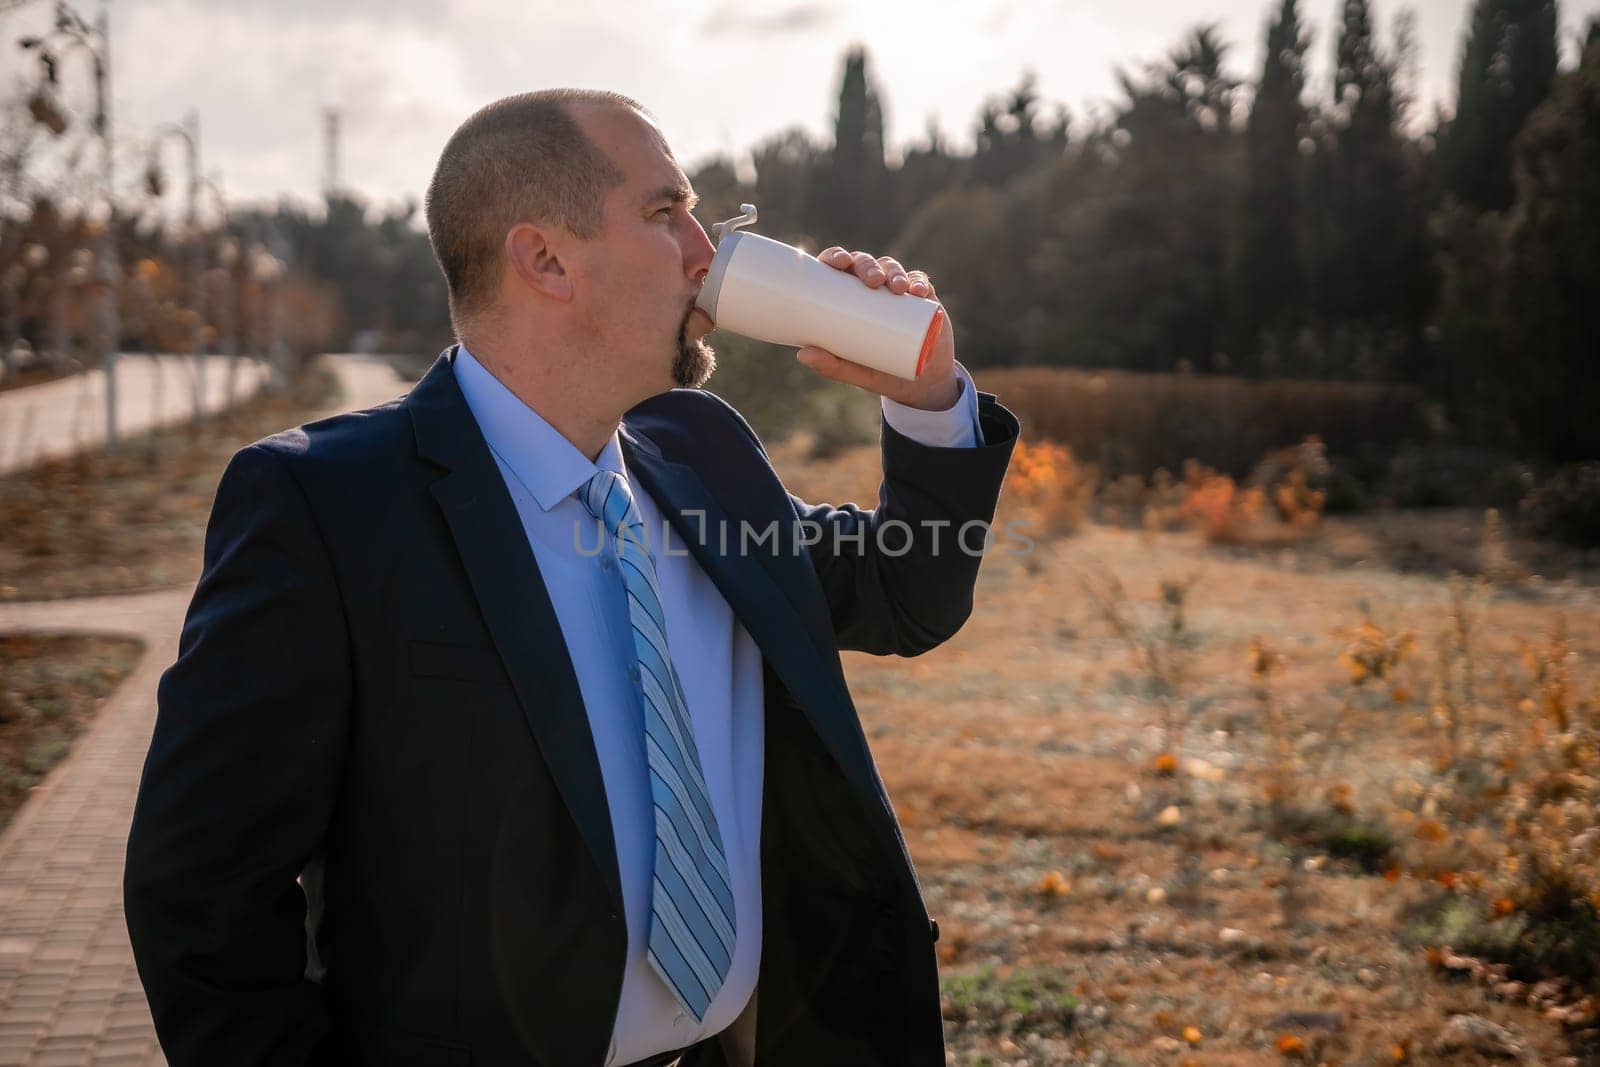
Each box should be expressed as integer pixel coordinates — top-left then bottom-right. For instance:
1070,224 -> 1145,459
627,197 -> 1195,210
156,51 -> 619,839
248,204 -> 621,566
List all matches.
248,243 -> 284,393
213,235 -> 239,406
19,1 -> 121,450
147,111 -> 206,423
195,175 -> 237,406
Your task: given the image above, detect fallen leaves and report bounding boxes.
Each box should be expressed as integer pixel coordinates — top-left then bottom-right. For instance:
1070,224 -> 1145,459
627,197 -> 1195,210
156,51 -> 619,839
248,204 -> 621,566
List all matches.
1413,817 -> 1449,843
1035,870 -> 1072,898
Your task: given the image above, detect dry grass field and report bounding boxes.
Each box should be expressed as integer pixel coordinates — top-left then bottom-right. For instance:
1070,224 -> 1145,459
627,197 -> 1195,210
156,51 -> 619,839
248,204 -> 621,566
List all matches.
970,368 -> 1424,478
770,435 -> 1600,1066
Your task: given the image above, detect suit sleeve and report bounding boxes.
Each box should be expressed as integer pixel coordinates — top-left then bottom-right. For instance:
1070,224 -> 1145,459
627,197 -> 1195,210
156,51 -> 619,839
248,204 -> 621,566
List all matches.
124,442 -> 351,1067
724,373 -> 1020,657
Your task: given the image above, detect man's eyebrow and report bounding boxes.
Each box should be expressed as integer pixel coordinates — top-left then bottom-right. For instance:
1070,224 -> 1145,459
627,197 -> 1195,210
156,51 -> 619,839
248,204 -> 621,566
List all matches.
643,184 -> 700,210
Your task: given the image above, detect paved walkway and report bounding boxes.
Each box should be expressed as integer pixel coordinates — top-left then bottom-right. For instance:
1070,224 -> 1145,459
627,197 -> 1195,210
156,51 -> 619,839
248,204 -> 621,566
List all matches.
0,354 -> 273,475
0,355 -> 411,1066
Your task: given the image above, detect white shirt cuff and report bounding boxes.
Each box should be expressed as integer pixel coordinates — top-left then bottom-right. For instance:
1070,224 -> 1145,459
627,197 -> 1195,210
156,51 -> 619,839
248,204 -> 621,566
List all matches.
880,359 -> 982,448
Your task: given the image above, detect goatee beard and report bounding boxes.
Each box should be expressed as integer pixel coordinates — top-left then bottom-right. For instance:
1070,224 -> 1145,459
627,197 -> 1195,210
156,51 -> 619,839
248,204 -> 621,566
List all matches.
673,322 -> 716,389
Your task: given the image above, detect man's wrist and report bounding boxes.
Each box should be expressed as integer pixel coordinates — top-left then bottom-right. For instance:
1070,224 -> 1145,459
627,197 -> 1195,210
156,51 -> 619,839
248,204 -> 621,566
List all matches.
897,372 -> 961,412
880,362 -> 980,449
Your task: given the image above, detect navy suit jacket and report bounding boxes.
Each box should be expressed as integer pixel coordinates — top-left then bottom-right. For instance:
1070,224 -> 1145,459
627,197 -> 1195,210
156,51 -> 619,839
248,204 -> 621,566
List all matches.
124,346 -> 1021,1066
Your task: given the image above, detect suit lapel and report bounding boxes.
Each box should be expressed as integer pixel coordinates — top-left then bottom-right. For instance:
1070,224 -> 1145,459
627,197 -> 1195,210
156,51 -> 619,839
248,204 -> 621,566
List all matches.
409,348 -> 623,916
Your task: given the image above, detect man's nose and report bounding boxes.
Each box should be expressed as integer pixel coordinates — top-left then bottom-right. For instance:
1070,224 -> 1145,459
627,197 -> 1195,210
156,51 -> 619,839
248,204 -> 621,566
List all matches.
685,215 -> 716,281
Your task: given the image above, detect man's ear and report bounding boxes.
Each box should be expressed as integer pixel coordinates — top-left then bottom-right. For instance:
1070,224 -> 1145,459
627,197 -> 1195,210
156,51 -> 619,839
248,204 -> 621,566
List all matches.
505,222 -> 573,302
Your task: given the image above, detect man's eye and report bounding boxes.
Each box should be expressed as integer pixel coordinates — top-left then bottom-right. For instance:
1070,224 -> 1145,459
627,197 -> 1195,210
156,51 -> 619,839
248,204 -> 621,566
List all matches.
655,207 -> 674,219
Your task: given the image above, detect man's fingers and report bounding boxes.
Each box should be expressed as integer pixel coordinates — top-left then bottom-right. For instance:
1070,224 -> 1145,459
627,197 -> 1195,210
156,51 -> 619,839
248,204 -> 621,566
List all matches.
819,247 -> 936,297
843,250 -> 882,285
876,256 -> 912,293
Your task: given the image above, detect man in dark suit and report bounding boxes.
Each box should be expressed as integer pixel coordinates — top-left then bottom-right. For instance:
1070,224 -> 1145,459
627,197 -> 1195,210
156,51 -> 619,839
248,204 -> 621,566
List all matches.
124,89 -> 1019,1066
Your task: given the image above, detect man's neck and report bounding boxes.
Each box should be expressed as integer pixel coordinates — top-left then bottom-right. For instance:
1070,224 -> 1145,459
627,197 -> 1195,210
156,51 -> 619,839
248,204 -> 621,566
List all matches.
461,334 -> 624,464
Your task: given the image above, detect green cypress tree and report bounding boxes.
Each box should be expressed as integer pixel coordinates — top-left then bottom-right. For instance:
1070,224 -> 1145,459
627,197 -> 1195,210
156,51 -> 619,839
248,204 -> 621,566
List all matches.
1315,0 -> 1415,376
823,46 -> 890,249
1094,24 -> 1241,373
1230,0 -> 1311,373
1437,0 -> 1560,212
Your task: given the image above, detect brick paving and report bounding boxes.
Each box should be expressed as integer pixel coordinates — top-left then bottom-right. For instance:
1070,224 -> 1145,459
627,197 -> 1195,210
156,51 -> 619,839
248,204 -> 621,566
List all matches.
0,355 -> 409,1066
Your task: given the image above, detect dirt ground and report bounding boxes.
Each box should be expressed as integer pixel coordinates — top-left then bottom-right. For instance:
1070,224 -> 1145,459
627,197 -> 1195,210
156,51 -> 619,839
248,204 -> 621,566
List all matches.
770,437 -> 1600,1066
0,366 -> 341,603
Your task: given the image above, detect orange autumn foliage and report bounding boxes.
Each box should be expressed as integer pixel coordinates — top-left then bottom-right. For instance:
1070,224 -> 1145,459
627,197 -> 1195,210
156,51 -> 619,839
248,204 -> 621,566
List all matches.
1001,438 -> 1093,539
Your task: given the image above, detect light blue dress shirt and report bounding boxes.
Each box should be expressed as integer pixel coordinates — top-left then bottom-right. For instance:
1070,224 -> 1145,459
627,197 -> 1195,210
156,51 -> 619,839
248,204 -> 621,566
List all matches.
451,343 -> 981,1065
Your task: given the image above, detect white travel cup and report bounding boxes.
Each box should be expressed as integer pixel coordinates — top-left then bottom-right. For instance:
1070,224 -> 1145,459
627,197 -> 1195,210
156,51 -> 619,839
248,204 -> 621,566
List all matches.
694,204 -> 945,381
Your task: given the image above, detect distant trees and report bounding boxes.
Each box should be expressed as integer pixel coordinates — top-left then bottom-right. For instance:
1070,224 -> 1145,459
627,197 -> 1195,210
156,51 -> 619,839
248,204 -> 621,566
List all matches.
1486,30 -> 1600,458
969,72 -> 1070,190
1228,0 -> 1310,374
747,126 -> 828,248
1429,1 -> 1585,458
697,4 -> 1584,459
239,5 -> 1582,458
1104,25 -> 1242,375
253,192 -> 448,352
6,1 -> 1585,457
1435,0 -> 1560,212
1302,0 -> 1427,380
820,46 -> 891,251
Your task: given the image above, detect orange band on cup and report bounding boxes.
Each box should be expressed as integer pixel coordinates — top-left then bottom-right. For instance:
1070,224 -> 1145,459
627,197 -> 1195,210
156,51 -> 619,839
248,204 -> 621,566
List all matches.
915,306 -> 945,378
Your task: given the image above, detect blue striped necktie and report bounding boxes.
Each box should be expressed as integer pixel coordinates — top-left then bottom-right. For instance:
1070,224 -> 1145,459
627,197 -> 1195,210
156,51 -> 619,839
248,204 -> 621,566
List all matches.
578,468 -> 736,1023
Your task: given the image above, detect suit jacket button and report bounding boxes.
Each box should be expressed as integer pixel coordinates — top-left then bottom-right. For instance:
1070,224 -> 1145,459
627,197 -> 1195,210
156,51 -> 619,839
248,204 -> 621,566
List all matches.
930,919 -> 940,943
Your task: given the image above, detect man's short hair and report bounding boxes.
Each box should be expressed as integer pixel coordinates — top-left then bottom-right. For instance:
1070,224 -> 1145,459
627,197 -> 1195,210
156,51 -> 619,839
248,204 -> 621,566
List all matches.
424,88 -> 649,328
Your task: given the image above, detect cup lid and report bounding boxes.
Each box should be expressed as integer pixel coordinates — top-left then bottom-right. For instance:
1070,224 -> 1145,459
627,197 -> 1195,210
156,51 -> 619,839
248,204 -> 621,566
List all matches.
696,230 -> 745,322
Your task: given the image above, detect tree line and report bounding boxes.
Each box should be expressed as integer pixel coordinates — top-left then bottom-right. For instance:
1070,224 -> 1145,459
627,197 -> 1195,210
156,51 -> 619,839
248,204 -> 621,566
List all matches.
9,0 -> 1590,460
687,1 -> 1594,460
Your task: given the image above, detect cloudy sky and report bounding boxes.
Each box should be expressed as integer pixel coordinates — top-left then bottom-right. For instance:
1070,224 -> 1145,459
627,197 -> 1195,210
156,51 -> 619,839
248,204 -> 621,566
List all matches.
5,0 -> 1598,216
